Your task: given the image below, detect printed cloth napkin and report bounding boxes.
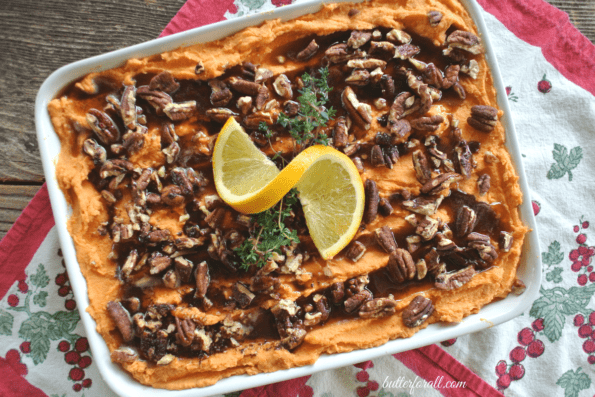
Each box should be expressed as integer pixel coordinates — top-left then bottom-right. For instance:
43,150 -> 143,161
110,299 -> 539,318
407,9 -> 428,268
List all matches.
1,0 -> 594,396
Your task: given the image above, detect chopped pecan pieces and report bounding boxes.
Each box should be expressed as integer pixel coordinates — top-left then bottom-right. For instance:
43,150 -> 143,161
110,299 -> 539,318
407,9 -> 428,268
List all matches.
149,252 -> 172,274
345,69 -> 370,86
137,86 -> 173,113
233,282 -> 255,308
206,108 -> 239,124
120,85 -> 138,130
296,39 -> 319,61
273,74 -> 293,99
87,109 -> 120,145
363,179 -> 379,224
254,67 -> 273,83
347,58 -> 387,70
163,101 -> 196,121
477,173 -> 491,196
359,298 -> 397,318
161,185 -> 184,206
499,231 -> 513,252
83,139 -> 107,165
511,279 -> 526,295
454,140 -> 475,178
435,266 -> 476,290
345,240 -> 366,262
402,196 -> 443,216
174,257 -> 194,282
370,145 -> 385,167
421,173 -> 463,195
330,282 -> 345,304
378,197 -> 393,216
333,117 -> 349,148
348,30 -> 372,49
442,64 -> 460,89
402,296 -> 434,328
468,105 -> 498,132
388,249 -> 416,283
324,43 -> 357,64
387,29 -> 412,44
209,80 -> 233,107
375,226 -> 397,253
460,59 -> 480,79
111,347 -> 138,363
394,44 -> 420,59
410,115 -> 444,131
107,301 -> 134,342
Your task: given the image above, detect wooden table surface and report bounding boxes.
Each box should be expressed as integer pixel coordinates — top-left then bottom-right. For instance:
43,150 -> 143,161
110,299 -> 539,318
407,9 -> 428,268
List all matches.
0,0 -> 593,240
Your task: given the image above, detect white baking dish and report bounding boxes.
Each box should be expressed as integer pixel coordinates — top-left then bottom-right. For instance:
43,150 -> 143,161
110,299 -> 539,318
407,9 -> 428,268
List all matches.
35,0 -> 542,395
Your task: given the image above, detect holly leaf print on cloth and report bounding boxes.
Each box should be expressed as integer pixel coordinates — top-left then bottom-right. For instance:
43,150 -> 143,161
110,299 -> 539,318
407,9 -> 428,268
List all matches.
546,267 -> 564,283
30,264 -> 49,289
547,144 -> 583,181
0,310 -> 14,335
543,241 -> 564,265
33,291 -> 48,307
529,284 -> 595,342
556,367 -> 591,397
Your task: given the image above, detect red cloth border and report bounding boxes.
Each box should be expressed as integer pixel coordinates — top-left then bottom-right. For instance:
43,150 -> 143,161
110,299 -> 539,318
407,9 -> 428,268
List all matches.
477,0 -> 595,96
0,184 -> 55,300
393,345 -> 503,397
159,0 -> 237,38
0,357 -> 46,397
239,375 -> 311,397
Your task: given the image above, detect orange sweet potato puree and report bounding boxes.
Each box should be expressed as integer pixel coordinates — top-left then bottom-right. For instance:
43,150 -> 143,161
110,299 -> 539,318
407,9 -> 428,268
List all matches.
47,0 -> 528,389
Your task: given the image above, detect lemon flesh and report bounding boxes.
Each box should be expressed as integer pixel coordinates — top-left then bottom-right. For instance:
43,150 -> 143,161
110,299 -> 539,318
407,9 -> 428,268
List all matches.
296,154 -> 364,259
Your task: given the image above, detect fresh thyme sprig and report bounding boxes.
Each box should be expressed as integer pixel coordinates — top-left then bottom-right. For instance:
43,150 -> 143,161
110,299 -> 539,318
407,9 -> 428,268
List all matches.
277,67 -> 336,149
234,188 -> 300,271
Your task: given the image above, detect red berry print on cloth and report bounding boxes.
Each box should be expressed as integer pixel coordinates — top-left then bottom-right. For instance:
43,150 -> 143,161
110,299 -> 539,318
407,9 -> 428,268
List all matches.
495,326 -> 544,390
506,86 -> 518,102
440,338 -> 457,347
272,0 -> 293,5
3,349 -> 28,377
353,361 -> 380,397
532,200 -> 541,216
547,143 -> 583,181
297,384 -> 313,397
538,73 -> 552,93
2,256 -> 97,391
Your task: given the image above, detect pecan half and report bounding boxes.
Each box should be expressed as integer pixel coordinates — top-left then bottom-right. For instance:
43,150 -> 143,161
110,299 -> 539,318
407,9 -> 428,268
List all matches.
324,43 -> 358,64
163,101 -> 196,121
87,109 -> 120,145
137,86 -> 173,113
254,67 -> 274,83
194,261 -> 210,298
206,108 -> 239,124
344,290 -> 372,313
442,64 -> 460,89
454,140 -> 475,178
468,105 -> 498,132
467,232 -> 498,262
347,30 -> 372,49
359,298 -> 397,318
511,279 -> 526,295
296,39 -> 319,61
341,86 -> 372,130
435,265 -> 476,290
410,115 -> 444,131
427,10 -> 443,26
345,240 -> 366,262
120,85 -> 138,130
347,58 -> 387,70
389,92 -> 417,121
363,179 -> 379,224
499,231 -> 514,252
175,317 -> 196,346
228,76 -> 261,96
333,117 -> 349,148
387,249 -> 416,283
402,295 -> 434,328
209,80 -> 233,107
424,248 -> 445,277
107,301 -> 134,342
420,172 -> 463,195
445,30 -> 483,55
455,205 -> 477,237
375,226 -> 397,253
412,150 -> 432,184
149,71 -> 180,93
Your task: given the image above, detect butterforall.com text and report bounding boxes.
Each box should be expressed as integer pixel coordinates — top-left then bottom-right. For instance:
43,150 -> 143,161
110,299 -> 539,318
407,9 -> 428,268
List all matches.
383,375 -> 467,394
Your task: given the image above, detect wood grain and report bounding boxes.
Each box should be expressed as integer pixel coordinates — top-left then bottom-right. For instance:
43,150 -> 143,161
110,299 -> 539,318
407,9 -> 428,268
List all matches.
0,185 -> 40,239
0,0 -> 593,240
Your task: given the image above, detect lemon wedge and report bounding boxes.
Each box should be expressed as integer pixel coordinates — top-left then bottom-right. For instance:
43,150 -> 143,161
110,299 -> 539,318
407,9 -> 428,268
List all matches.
213,117 -> 365,259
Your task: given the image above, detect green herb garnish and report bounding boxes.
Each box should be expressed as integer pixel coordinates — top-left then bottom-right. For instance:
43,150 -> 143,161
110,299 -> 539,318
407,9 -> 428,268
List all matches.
234,188 -> 300,270
277,67 -> 336,149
